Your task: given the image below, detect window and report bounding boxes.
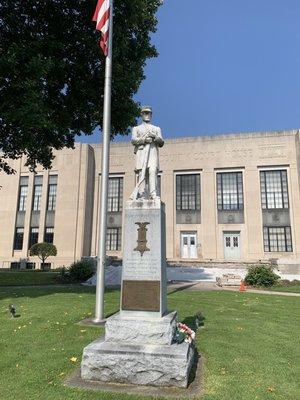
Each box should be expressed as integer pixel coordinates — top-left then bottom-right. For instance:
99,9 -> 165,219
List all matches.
26,262 -> 35,270
41,262 -> 51,271
106,228 -> 122,251
108,177 -> 123,212
47,175 -> 58,211
260,170 -> 289,209
217,172 -> 244,211
18,177 -> 29,211
263,227 -> 293,252
176,174 -> 200,211
44,227 -> 54,243
29,228 -> 39,249
32,176 -> 43,211
14,228 -> 24,250
11,262 -> 21,270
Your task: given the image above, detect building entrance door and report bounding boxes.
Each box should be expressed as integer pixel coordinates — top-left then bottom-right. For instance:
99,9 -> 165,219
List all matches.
224,232 -> 241,260
181,232 -> 197,259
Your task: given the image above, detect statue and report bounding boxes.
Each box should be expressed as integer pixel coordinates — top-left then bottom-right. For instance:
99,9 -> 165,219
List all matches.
130,106 -> 164,200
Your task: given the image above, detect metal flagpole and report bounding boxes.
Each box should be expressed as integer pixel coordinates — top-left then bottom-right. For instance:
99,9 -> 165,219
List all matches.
94,0 -> 114,323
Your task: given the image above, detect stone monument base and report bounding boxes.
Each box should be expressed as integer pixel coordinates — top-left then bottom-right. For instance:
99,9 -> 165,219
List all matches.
81,339 -> 195,388
81,312 -> 195,388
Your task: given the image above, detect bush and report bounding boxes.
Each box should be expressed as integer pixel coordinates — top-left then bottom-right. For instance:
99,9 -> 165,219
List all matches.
245,265 -> 280,287
68,260 -> 95,283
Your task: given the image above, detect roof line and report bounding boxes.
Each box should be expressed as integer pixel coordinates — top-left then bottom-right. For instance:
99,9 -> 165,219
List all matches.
81,129 -> 300,147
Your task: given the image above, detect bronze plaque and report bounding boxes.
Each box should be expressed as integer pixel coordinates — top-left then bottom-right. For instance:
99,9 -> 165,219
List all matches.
122,280 -> 160,312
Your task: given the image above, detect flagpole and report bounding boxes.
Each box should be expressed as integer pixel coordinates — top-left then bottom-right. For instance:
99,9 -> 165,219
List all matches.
94,0 -> 114,323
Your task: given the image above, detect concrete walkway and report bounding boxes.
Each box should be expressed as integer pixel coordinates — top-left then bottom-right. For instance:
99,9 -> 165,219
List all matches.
168,281 -> 300,297
222,286 -> 300,297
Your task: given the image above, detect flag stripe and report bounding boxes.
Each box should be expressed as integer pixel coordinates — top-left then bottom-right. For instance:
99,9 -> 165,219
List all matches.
92,0 -> 104,22
97,0 -> 110,26
97,9 -> 110,33
93,0 -> 110,56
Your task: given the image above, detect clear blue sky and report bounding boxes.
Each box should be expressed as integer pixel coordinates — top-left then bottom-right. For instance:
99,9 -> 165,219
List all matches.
79,0 -> 300,143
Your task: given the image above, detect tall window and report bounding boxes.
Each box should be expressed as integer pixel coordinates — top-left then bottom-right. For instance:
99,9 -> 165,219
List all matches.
176,174 -> 200,210
263,227 -> 292,252
260,170 -> 289,209
44,227 -> 54,244
217,172 -> 244,211
29,228 -> 39,249
14,228 -> 24,250
106,228 -> 122,251
108,177 -> 123,212
47,175 -> 58,211
18,177 -> 29,211
32,176 -> 43,211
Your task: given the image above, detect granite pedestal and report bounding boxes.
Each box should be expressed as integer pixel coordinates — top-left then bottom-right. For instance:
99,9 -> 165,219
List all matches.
81,199 -> 195,388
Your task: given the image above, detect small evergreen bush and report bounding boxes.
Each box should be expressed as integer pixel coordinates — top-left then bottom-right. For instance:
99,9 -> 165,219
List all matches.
68,260 -> 95,282
245,265 -> 280,287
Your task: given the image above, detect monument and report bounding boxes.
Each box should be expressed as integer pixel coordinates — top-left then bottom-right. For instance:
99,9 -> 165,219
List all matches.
81,107 -> 195,388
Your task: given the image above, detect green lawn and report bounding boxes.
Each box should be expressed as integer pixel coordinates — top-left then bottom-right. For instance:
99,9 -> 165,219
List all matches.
0,286 -> 299,400
0,270 -> 60,286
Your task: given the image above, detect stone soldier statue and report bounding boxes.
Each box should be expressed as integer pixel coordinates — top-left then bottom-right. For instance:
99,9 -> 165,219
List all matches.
130,106 -> 164,200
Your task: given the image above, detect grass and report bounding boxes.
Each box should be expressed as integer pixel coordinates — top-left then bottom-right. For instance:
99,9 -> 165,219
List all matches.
0,270 -> 60,286
0,286 -> 299,400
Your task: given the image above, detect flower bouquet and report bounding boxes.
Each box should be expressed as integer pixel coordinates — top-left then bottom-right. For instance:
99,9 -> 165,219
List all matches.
174,322 -> 196,344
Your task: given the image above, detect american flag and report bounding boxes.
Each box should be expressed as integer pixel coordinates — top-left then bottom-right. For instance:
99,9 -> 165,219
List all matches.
93,0 -> 111,56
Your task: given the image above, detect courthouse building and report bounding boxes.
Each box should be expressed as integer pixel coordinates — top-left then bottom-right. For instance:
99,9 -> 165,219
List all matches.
0,129 -> 300,272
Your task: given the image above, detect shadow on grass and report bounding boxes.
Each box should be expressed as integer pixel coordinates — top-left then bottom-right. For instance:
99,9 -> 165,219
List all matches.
168,282 -> 199,296
188,348 -> 201,387
180,313 -> 204,388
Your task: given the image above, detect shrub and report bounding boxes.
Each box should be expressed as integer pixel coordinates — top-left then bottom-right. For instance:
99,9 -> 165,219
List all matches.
245,265 -> 280,287
68,260 -> 95,283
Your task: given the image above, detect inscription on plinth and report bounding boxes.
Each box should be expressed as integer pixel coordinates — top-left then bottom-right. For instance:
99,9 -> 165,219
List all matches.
122,258 -> 161,280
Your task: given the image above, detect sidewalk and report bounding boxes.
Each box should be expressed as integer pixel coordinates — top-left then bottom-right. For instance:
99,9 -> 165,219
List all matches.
168,281 -> 300,297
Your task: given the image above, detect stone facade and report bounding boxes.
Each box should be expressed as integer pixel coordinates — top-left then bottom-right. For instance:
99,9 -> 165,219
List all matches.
0,130 -> 300,271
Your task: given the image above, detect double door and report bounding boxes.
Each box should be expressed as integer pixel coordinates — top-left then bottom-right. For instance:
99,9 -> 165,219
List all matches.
181,232 -> 197,259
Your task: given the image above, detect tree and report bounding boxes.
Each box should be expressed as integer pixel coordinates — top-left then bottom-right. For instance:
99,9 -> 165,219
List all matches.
0,0 -> 161,174
30,242 -> 57,270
